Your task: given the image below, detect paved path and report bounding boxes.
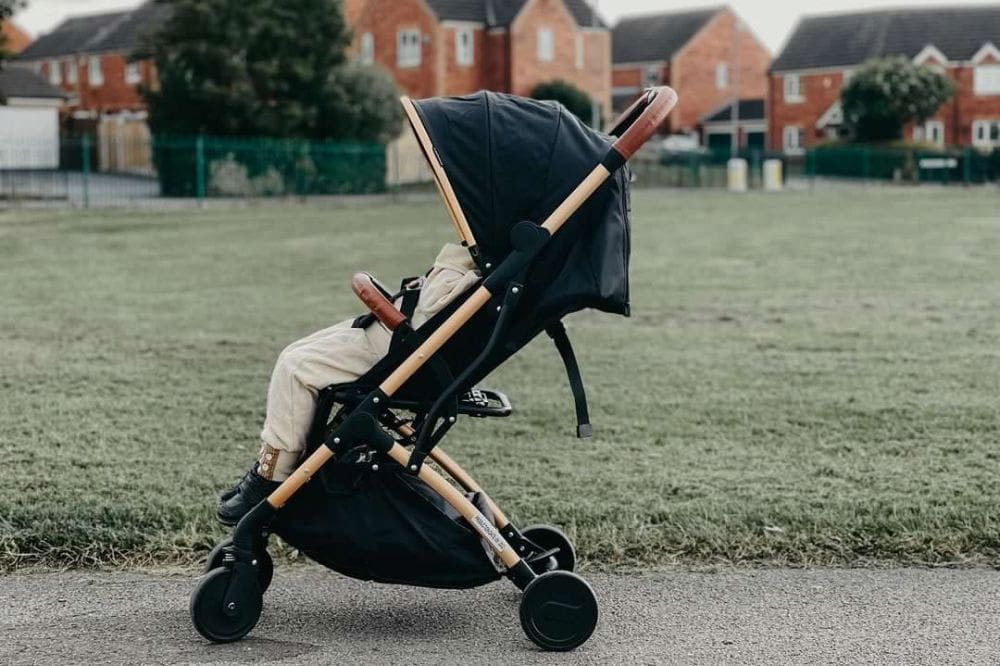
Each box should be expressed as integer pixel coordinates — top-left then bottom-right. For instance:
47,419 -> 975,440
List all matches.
3,566 -> 999,665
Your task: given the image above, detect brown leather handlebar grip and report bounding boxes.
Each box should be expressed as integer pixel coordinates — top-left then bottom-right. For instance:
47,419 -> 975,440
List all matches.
606,86 -> 679,162
352,273 -> 407,331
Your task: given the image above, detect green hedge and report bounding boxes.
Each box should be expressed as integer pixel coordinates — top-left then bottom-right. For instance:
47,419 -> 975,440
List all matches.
152,136 -> 386,198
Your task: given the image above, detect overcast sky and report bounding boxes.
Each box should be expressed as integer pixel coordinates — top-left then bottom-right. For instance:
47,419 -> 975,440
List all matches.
14,0 -> 1000,54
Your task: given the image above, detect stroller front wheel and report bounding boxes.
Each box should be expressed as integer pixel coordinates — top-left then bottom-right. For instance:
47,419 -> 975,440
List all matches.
204,538 -> 274,592
519,570 -> 598,651
190,567 -> 263,643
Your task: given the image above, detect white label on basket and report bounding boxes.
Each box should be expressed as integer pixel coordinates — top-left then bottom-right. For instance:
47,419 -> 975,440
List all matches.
472,513 -> 508,552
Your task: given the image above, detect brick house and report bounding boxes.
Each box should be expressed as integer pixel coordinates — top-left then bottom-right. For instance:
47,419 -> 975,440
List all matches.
17,1 -> 167,117
769,7 -> 1000,153
611,6 -> 771,141
345,0 -> 611,117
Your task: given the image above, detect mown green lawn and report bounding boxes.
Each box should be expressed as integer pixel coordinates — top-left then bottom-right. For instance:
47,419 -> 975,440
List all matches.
1,188 -> 999,571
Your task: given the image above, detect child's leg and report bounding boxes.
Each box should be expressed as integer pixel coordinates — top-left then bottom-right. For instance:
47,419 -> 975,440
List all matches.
257,320 -> 389,481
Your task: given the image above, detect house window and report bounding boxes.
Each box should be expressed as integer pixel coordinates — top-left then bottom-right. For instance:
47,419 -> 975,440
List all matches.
537,27 -> 554,62
88,56 -> 104,87
914,120 -> 944,146
125,61 -> 141,85
783,125 -> 804,154
715,62 -> 728,90
972,120 -> 1000,148
783,73 -> 803,103
397,29 -> 422,68
456,27 -> 474,66
48,59 -> 61,85
65,58 -> 78,84
973,65 -> 1000,96
575,33 -> 584,69
643,65 -> 660,88
360,32 -> 374,65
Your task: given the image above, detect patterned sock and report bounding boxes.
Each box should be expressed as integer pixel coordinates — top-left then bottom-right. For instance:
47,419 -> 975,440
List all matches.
257,443 -> 299,482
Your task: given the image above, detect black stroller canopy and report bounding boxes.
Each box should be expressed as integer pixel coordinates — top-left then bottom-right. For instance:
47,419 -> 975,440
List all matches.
409,91 -> 632,341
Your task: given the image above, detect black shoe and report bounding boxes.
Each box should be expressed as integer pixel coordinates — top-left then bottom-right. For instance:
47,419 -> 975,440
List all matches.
216,465 -> 281,526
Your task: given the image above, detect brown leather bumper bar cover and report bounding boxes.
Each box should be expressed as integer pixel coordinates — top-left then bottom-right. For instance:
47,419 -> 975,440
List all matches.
606,86 -> 679,162
352,272 -> 407,331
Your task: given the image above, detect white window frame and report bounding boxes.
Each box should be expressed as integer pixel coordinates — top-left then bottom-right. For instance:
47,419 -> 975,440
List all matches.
537,27 -> 554,63
48,59 -> 61,85
575,33 -> 584,70
715,62 -> 728,90
360,32 -> 375,65
455,27 -> 474,66
88,56 -> 104,87
125,61 -> 141,85
65,58 -> 78,84
397,28 -> 422,68
973,64 -> 1000,96
783,73 -> 803,103
643,64 -> 660,88
783,125 -> 804,154
914,120 -> 945,147
972,119 -> 1000,149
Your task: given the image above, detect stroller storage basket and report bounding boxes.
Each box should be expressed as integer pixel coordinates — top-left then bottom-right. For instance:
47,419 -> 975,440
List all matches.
272,461 -> 500,589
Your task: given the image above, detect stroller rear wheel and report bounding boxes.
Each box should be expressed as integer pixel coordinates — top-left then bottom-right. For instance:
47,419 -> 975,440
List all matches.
522,525 -> 576,573
190,567 -> 263,643
519,570 -> 598,651
204,538 -> 274,592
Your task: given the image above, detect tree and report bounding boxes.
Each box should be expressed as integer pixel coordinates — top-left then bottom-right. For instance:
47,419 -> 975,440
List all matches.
530,80 -> 597,125
841,57 -> 954,143
1,0 -> 27,67
316,62 -> 402,143
141,0 -> 353,139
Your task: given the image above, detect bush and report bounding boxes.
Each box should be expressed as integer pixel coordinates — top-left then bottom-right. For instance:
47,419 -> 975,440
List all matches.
530,80 -> 599,125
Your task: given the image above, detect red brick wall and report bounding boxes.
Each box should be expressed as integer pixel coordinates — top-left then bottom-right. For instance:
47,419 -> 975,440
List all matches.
670,8 -> 770,132
37,53 -> 151,113
509,0 -> 610,117
482,30 -> 510,91
769,58 -> 1000,150
440,24 -> 486,95
350,0 -> 440,99
767,70 -> 844,150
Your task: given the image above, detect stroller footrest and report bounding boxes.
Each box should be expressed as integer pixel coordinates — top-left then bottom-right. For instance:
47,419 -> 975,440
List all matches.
458,388 -> 512,418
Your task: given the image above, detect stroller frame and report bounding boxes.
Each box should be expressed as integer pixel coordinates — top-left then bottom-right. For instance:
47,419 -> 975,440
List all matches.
191,86 -> 678,651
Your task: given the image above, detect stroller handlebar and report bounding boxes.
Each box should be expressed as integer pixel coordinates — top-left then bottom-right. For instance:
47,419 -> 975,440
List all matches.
606,86 -> 679,162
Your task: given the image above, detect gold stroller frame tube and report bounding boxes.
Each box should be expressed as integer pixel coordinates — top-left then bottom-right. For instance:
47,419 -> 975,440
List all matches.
266,87 -> 679,569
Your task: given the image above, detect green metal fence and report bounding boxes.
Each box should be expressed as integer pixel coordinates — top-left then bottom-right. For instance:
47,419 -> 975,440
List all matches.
803,145 -> 1000,184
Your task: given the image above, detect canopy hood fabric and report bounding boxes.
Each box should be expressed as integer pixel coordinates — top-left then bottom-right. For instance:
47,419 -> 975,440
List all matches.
408,91 -> 632,344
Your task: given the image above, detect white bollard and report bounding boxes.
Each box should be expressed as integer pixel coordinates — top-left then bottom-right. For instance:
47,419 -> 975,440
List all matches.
727,158 -> 748,192
763,158 -> 783,192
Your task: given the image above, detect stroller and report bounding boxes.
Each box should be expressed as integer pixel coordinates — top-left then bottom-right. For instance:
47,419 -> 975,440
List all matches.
190,86 -> 677,652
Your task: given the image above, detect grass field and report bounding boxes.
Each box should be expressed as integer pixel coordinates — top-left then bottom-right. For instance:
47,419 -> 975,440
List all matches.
1,189 -> 999,571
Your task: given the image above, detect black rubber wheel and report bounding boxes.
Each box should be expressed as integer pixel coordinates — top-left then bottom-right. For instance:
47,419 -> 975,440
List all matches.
190,568 -> 263,643
204,539 -> 274,592
522,524 -> 576,573
519,570 -> 598,651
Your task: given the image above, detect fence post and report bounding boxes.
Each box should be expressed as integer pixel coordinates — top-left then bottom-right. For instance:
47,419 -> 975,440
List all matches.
861,147 -> 871,182
81,134 -> 91,209
963,147 -> 972,186
195,134 -> 206,204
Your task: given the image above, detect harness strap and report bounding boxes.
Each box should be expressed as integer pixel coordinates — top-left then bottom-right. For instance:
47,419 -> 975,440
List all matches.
546,321 -> 592,439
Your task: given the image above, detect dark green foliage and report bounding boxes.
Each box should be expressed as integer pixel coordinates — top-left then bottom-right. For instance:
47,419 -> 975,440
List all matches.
316,63 -> 403,143
841,57 -> 955,143
530,80 -> 598,126
141,0 -> 351,138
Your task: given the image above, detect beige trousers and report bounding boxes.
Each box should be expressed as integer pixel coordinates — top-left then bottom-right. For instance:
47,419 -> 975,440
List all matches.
258,243 -> 480,480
